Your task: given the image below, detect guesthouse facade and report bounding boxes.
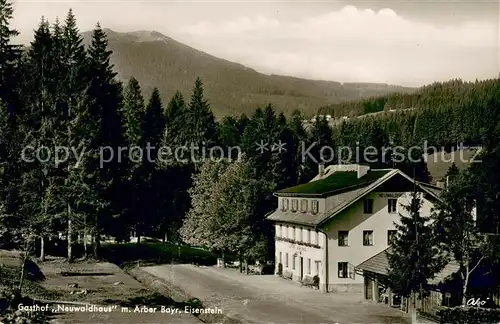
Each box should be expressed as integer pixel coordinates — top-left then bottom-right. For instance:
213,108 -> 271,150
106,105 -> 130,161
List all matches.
266,164 -> 442,293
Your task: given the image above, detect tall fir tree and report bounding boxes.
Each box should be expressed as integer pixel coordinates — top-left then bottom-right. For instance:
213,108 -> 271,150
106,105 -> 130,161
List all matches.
84,23 -> 126,257
122,77 -> 145,147
141,87 -> 165,162
184,77 -> 217,162
133,88 -> 166,242
388,184 -> 446,322
0,0 -> 22,117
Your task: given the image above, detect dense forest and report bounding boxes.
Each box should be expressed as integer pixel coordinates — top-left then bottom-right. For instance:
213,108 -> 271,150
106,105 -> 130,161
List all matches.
1,2 -> 500,290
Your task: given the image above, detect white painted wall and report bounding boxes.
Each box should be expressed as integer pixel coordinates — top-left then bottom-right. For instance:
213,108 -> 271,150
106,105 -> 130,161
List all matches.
323,191 -> 435,286
275,224 -> 326,285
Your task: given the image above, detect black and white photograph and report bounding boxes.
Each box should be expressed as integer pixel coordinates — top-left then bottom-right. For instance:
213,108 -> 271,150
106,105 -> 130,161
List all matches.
0,0 -> 499,323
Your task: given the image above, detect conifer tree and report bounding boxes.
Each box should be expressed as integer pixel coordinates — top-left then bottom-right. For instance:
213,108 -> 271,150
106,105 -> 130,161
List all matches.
444,162 -> 459,185
157,91 -> 191,242
185,77 -> 217,162
288,109 -> 309,183
84,23 -> 126,257
161,90 -> 186,159
388,185 -> 446,323
141,87 -> 165,162
60,9 -> 90,260
0,0 -> 22,116
133,88 -> 165,242
122,77 -> 145,147
0,0 -> 22,244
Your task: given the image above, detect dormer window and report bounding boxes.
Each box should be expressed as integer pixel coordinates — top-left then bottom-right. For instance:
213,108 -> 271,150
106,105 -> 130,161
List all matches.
312,200 -> 319,214
300,199 -> 308,213
291,199 -> 298,212
283,198 -> 289,211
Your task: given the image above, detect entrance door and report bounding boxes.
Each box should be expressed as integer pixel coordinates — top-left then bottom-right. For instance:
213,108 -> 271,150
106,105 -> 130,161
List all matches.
365,275 -> 373,300
299,257 -> 304,280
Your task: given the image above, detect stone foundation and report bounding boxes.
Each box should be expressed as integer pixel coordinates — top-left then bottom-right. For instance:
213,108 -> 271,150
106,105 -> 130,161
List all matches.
321,283 -> 363,293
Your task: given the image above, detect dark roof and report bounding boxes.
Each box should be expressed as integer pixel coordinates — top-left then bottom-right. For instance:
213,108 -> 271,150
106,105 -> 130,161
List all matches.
356,247 -> 460,285
356,247 -> 392,275
276,170 -> 391,197
416,181 -> 443,199
267,169 -> 442,227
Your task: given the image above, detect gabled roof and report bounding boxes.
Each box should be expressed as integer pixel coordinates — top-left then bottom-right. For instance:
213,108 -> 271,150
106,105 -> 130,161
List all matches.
356,247 -> 460,285
266,169 -> 442,227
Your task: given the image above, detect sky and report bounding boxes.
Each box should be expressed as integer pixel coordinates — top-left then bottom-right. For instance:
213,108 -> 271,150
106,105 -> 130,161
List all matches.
11,0 -> 500,87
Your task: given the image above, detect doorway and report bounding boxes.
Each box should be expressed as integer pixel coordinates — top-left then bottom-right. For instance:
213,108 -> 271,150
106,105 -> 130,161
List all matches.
299,257 -> 304,280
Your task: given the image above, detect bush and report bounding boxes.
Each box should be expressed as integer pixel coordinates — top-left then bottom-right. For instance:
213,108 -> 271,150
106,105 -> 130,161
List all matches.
313,275 -> 319,288
438,306 -> 500,324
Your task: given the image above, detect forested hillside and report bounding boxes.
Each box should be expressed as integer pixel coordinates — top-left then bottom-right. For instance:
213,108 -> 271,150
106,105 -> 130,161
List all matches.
79,29 -> 414,118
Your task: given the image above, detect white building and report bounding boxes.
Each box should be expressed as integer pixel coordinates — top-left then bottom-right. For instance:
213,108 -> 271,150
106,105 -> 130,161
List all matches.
266,164 -> 442,293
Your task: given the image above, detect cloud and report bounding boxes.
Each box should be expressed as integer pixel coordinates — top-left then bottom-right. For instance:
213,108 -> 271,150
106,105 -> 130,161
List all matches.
177,5 -> 499,86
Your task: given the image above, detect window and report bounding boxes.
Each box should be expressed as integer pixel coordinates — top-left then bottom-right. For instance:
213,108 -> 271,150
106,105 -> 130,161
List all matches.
315,231 -> 319,245
284,199 -> 289,210
388,199 -> 397,213
338,262 -> 354,278
338,262 -> 348,278
285,253 -> 289,267
279,252 -> 282,264
307,229 -> 311,243
293,255 -> 296,269
300,199 -> 308,213
363,199 -> 374,214
363,230 -> 374,246
315,261 -> 321,275
338,231 -> 349,246
307,258 -> 311,274
312,200 -> 319,214
387,230 -> 397,245
291,199 -> 298,212
281,199 -> 285,211
292,227 -> 296,240
298,227 -> 303,242
279,225 -> 282,237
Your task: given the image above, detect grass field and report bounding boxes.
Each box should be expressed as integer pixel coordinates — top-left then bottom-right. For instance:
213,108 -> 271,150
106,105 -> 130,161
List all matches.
100,242 -> 220,268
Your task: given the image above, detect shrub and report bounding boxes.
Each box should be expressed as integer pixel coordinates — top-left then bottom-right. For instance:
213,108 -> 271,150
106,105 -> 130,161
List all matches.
313,275 -> 319,288
438,306 -> 500,324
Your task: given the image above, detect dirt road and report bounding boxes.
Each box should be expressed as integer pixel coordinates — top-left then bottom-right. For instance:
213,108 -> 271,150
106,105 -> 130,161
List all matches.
144,264 -> 411,324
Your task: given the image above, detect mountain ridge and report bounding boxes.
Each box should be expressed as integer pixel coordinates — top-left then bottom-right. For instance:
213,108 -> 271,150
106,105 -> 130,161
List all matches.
82,29 -> 415,118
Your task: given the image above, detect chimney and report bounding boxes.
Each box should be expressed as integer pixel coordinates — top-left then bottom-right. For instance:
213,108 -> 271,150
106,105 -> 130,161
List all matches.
357,164 -> 370,178
318,164 -> 325,178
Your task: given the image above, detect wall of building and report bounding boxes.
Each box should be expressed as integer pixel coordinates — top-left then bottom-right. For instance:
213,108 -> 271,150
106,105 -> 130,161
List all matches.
274,223 -> 326,289
322,191 -> 435,292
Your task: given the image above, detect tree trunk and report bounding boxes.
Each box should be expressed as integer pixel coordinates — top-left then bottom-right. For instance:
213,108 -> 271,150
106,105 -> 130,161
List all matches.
410,292 -> 417,323
39,236 -> 45,262
18,255 -> 26,296
67,210 -> 73,263
462,267 -> 470,305
83,216 -> 88,259
93,230 -> 101,259
239,256 -> 243,273
163,232 -> 167,243
245,259 -> 249,275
